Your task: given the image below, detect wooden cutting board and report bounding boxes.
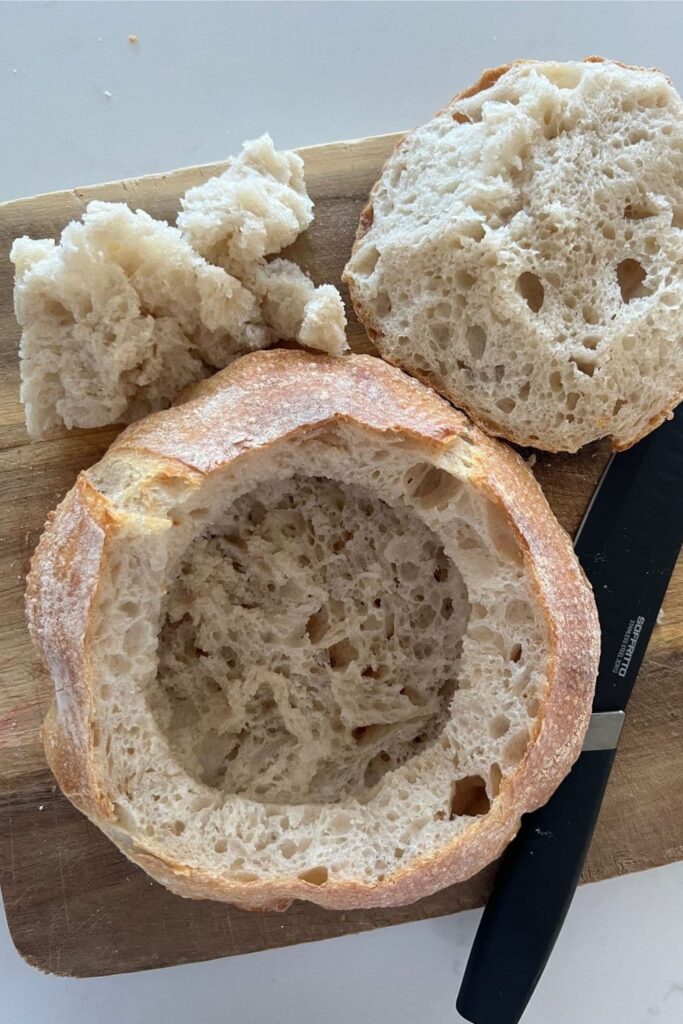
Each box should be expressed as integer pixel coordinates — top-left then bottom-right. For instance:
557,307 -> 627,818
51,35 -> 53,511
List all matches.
0,133 -> 681,978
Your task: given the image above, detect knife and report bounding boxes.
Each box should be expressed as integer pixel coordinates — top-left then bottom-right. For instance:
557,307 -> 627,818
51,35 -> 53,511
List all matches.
456,405 -> 683,1024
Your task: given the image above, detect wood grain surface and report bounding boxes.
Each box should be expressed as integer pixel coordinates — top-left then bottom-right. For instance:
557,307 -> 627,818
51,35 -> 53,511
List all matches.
0,133 -> 681,978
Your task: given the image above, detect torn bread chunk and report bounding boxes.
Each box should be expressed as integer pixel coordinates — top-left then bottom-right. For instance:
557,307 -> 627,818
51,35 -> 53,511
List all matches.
13,138 -> 348,437
254,260 -> 348,356
299,285 -> 348,356
178,135 -> 347,354
177,134 -> 314,275
12,202 -> 264,437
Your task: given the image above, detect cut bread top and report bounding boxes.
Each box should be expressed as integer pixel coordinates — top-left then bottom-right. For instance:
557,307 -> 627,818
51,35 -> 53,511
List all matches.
344,58 -> 683,452
27,351 -> 599,911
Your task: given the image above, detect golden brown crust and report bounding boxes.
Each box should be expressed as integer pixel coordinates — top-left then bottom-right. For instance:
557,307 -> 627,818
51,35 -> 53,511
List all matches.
446,59 -> 529,103
611,397 -> 681,451
471,433 -> 599,815
28,480 -> 116,821
380,354 -> 683,454
28,350 -> 599,910
344,57 -> 681,454
111,348 -> 464,474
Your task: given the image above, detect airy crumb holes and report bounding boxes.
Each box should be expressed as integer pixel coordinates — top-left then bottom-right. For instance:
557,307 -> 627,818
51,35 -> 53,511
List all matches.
405,463 -> 461,509
624,200 -> 658,221
489,763 -> 503,798
450,775 -> 491,818
328,639 -> 358,670
504,728 -> 530,764
496,397 -> 516,414
489,715 -> 511,739
376,290 -> 392,317
571,355 -> 596,378
298,866 -> 329,886
353,241 -> 379,275
516,272 -> 544,313
306,606 -> 329,644
455,269 -> 475,291
617,259 -> 650,302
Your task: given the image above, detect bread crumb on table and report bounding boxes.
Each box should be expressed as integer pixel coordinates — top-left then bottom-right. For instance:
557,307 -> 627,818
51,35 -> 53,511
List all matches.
128,33 -> 138,44
656,609 -> 665,625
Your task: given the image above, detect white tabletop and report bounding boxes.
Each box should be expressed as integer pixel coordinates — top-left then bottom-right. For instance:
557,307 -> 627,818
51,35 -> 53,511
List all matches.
1,3 -> 682,1022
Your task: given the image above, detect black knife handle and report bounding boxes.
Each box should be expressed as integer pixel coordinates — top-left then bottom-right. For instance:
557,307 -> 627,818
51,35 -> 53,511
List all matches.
456,746 -> 617,1024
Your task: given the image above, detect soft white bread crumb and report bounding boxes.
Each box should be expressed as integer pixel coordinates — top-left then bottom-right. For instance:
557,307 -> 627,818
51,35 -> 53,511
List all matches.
177,134 -> 313,274
253,258 -> 315,338
255,260 -> 348,356
179,135 -> 347,354
12,202 -> 263,437
344,59 -> 683,451
83,427 -> 550,886
158,474 -> 470,803
13,136 -> 348,436
299,285 -> 348,356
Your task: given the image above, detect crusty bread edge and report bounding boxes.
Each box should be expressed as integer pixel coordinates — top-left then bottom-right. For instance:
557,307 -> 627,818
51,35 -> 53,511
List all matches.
27,350 -> 599,911
27,482 -> 119,824
343,56 -> 681,453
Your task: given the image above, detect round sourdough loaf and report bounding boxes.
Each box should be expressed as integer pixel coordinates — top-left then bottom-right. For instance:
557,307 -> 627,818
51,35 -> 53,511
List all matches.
27,351 -> 598,910
344,58 -> 683,452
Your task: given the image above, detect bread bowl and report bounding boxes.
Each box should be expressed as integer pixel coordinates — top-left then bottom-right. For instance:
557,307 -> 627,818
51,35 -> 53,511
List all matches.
27,350 -> 599,909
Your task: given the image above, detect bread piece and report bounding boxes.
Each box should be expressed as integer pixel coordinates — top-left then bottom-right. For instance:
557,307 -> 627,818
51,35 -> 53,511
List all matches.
13,136 -> 347,438
179,136 -> 348,354
344,58 -> 683,452
27,350 -> 599,910
254,259 -> 348,356
178,134 -> 313,274
11,201 -> 265,437
299,285 -> 348,356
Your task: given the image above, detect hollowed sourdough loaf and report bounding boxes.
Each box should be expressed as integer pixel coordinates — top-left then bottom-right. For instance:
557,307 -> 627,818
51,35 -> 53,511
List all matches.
27,351 -> 599,910
344,58 -> 683,452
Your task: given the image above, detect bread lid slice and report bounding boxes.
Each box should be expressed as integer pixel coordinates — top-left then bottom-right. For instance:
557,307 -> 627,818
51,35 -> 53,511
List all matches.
344,57 -> 683,452
27,351 -> 599,910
